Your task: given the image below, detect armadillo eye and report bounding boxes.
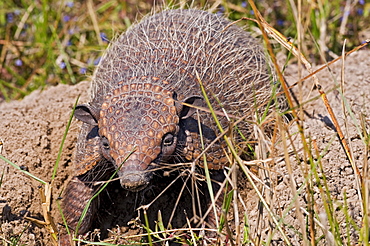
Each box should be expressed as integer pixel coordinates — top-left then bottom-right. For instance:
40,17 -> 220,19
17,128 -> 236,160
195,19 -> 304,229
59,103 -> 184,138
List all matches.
101,136 -> 110,149
161,133 -> 177,158
162,133 -> 174,146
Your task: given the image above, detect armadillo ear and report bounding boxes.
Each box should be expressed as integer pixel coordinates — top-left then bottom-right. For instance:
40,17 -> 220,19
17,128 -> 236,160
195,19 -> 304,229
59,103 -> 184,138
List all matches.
74,104 -> 100,126
179,96 -> 204,119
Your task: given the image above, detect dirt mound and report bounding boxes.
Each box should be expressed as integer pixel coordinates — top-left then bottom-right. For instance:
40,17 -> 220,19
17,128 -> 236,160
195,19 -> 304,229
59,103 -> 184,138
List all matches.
0,81 -> 89,244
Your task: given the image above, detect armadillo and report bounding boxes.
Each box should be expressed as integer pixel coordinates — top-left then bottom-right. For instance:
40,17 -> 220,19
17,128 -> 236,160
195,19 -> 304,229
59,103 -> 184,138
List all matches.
61,8 -> 274,242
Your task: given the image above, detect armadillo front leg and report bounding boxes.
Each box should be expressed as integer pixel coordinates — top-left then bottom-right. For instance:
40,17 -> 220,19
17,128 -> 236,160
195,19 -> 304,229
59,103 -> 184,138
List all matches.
60,123 -> 103,244
60,177 -> 96,245
180,117 -> 228,170
179,117 -> 228,236
187,140 -> 227,238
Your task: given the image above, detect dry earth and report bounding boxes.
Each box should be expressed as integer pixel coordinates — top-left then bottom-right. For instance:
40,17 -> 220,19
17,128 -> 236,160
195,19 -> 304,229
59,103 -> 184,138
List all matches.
0,48 -> 369,245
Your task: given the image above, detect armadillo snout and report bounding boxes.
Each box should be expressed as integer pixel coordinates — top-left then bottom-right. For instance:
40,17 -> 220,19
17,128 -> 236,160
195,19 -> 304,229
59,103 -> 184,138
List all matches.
118,169 -> 150,192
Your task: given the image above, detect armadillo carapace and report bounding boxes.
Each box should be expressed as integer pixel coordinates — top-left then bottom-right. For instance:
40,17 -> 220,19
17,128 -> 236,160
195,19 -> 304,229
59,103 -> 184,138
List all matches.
62,8 -> 273,238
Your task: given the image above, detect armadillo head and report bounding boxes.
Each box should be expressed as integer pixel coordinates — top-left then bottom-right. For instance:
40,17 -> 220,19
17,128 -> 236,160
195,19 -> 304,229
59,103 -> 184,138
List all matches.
74,79 -> 199,192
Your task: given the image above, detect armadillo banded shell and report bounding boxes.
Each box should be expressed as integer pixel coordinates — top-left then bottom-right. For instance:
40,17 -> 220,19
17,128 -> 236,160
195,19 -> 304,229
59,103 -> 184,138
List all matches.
75,9 -> 274,174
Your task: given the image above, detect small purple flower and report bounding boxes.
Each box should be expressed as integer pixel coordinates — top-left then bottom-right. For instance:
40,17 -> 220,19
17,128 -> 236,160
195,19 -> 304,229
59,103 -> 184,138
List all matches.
100,32 -> 109,42
79,67 -> 87,74
59,62 -> 66,69
217,6 -> 225,16
250,10 -> 254,15
241,1 -> 247,8
15,59 -> 23,66
20,31 -> 27,38
67,40 -> 72,46
94,57 -> 101,65
63,15 -> 71,22
359,0 -> 365,5
357,8 -> 364,15
66,1 -> 74,7
6,13 -> 14,23
277,19 -> 284,26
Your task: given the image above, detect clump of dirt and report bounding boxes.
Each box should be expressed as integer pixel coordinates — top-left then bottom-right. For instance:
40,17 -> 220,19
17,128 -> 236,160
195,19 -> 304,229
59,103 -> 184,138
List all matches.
0,49 -> 369,245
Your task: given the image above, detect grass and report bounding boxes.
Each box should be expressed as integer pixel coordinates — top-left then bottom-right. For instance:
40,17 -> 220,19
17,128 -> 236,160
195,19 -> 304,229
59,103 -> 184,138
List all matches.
0,0 -> 370,245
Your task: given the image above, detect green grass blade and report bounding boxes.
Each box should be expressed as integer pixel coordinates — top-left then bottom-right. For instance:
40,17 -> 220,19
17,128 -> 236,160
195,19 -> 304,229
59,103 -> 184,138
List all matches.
0,155 -> 46,185
52,95 -> 80,180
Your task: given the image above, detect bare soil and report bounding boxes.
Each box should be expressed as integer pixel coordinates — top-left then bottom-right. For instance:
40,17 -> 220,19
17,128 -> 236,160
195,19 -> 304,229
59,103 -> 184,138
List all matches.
0,49 -> 369,245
